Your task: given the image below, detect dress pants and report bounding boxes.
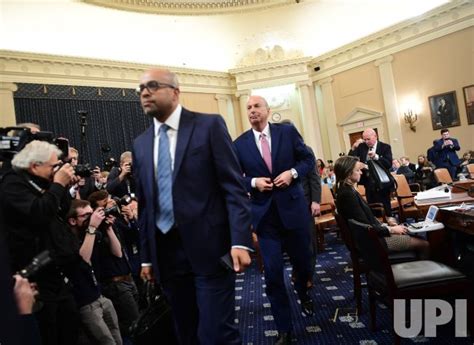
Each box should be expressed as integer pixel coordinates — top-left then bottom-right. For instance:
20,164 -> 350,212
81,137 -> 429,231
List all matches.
257,202 -> 312,333
156,228 -> 240,345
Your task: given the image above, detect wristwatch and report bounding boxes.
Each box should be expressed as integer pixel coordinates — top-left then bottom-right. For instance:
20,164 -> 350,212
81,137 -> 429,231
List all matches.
290,168 -> 298,179
86,226 -> 97,235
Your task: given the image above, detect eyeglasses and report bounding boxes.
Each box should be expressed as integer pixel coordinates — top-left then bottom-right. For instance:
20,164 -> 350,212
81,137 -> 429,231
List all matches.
135,81 -> 177,96
76,212 -> 92,219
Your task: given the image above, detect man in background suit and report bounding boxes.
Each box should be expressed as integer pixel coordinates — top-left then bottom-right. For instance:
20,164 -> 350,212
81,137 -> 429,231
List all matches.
133,69 -> 253,345
433,128 -> 461,179
233,95 -> 315,345
349,128 -> 393,216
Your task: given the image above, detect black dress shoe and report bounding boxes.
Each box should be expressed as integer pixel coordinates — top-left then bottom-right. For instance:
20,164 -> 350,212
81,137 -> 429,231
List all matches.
275,332 -> 291,345
301,299 -> 314,316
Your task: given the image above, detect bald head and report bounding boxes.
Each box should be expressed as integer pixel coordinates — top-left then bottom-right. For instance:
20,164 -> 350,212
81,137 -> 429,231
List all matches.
362,128 -> 377,148
138,68 -> 180,122
247,95 -> 271,132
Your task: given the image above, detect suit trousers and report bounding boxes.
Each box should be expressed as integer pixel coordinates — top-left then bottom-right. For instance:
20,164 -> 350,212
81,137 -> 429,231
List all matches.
257,202 -> 312,332
156,228 -> 240,345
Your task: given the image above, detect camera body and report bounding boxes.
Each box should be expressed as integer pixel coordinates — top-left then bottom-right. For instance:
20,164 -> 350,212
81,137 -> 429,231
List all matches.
74,163 -> 94,178
103,204 -> 121,217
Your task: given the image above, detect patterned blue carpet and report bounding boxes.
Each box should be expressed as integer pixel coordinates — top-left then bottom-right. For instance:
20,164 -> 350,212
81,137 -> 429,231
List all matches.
235,232 -> 473,345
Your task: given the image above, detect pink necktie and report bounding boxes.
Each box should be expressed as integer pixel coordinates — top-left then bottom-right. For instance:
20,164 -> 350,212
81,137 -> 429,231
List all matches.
260,133 -> 272,173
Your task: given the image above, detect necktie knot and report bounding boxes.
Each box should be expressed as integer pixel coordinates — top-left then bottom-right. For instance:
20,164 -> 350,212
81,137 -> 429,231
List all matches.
160,124 -> 169,134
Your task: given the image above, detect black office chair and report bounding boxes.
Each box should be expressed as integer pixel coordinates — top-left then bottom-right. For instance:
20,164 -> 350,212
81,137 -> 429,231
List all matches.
348,219 -> 473,345
335,213 -> 416,313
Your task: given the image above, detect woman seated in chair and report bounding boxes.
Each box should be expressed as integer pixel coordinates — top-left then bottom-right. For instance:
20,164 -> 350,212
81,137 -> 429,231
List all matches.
334,155 -> 429,259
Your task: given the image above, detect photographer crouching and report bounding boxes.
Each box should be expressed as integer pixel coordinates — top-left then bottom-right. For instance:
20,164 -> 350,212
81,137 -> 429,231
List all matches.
0,140 -> 80,345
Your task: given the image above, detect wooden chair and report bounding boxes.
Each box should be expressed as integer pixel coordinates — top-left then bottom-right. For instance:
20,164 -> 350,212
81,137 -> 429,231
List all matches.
433,168 -> 453,184
467,163 -> 474,179
348,219 -> 473,345
315,184 -> 336,252
393,174 -> 423,222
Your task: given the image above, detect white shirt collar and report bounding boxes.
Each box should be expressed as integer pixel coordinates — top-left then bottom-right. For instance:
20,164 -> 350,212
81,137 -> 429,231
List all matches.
251,122 -> 270,141
153,104 -> 182,136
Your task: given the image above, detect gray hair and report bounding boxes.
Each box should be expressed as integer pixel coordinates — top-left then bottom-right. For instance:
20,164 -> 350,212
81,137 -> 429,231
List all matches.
11,140 -> 62,170
120,151 -> 132,163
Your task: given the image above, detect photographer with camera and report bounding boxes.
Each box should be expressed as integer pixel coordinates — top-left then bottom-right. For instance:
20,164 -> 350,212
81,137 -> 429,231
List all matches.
68,147 -> 104,200
0,140 -> 80,345
106,151 -> 136,198
87,190 -> 140,343
66,200 -> 122,345
433,128 -> 461,180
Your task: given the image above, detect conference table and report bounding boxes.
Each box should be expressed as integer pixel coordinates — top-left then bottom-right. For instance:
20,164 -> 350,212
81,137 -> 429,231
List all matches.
414,192 -> 474,266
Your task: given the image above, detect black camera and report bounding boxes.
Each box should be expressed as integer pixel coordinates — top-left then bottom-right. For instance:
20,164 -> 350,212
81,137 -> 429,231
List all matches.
114,195 -> 133,207
104,205 -> 121,217
103,157 -> 119,172
74,163 -> 94,178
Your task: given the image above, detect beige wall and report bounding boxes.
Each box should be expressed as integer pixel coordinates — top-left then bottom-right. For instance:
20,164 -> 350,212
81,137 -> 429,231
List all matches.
180,92 -> 220,114
328,27 -> 473,160
392,27 -> 474,160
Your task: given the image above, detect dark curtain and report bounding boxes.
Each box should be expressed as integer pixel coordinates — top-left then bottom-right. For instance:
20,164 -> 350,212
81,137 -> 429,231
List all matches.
14,83 -> 152,167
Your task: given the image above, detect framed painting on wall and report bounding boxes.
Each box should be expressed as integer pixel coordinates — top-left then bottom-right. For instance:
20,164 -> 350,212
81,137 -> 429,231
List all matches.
462,84 -> 474,125
428,91 -> 460,130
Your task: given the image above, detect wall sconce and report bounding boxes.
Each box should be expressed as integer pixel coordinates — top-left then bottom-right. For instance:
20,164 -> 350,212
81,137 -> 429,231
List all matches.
404,109 -> 418,132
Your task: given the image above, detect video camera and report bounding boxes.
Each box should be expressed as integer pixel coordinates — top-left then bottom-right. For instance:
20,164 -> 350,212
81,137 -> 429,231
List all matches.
0,127 -> 59,161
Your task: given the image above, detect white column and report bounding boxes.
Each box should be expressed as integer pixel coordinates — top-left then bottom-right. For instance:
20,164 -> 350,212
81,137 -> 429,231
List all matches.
317,77 -> 342,160
0,83 -> 18,127
296,81 -> 324,159
236,91 -> 250,132
215,94 -> 237,139
374,55 -> 405,158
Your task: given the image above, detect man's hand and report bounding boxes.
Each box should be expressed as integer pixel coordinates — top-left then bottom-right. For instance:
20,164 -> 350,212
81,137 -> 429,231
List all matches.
89,207 -> 105,228
367,148 -> 376,159
310,202 -> 321,217
140,266 -> 154,281
352,138 -> 364,150
255,177 -> 273,192
92,166 -> 101,181
53,163 -> 74,187
273,170 -> 293,188
13,275 -> 37,315
230,248 -> 251,273
119,163 -> 132,180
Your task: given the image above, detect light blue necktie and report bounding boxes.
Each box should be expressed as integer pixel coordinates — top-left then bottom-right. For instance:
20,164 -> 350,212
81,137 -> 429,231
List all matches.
156,124 -> 174,234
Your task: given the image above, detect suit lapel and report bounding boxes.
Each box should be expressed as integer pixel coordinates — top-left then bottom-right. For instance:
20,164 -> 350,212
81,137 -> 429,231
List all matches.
269,123 -> 281,172
173,108 -> 195,183
141,126 -> 156,200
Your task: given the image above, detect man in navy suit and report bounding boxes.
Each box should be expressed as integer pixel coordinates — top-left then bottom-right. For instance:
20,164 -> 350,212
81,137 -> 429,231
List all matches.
433,128 -> 461,180
133,69 -> 253,345
349,128 -> 393,216
233,95 -> 315,345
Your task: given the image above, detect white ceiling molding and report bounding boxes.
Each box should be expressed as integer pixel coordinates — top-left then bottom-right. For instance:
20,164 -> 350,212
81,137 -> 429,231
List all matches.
0,50 -> 235,94
82,0 -> 297,16
230,56 -> 312,91
310,0 -> 473,81
338,107 -> 383,127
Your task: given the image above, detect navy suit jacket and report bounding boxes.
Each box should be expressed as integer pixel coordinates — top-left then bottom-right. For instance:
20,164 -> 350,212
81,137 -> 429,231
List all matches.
433,138 -> 461,167
349,141 -> 392,187
233,123 -> 315,230
132,108 -> 252,276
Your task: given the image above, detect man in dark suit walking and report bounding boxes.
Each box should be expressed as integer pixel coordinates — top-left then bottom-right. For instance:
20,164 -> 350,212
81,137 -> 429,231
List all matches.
133,69 -> 253,345
233,95 -> 315,345
433,128 -> 461,179
349,128 -> 393,216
